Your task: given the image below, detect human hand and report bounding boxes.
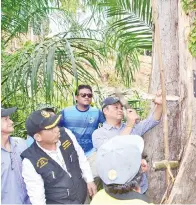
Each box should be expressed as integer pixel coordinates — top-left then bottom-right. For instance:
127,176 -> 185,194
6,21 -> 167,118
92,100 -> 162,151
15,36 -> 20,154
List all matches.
153,89 -> 162,105
87,182 -> 97,198
126,109 -> 140,126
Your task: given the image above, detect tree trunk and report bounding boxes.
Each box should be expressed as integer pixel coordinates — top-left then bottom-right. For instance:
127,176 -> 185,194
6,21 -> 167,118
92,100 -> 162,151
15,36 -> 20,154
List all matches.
144,0 -> 196,203
166,1 -> 196,203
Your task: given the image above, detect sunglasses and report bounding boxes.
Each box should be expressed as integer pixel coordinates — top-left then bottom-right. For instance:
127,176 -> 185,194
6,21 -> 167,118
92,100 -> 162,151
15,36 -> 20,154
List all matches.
79,93 -> 93,98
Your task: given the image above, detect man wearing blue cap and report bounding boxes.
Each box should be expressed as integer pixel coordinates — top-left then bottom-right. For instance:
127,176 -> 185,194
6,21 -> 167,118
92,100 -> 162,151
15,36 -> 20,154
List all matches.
91,135 -> 152,204
1,107 -> 30,204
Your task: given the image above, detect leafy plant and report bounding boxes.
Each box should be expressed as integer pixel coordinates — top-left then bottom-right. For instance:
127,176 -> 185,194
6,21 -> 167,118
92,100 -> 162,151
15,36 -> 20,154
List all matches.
188,18 -> 196,57
85,0 -> 152,86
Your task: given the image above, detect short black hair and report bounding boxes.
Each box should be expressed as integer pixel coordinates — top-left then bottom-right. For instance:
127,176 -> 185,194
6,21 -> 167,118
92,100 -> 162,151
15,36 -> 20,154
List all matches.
42,108 -> 55,113
75,85 -> 92,96
104,168 -> 143,194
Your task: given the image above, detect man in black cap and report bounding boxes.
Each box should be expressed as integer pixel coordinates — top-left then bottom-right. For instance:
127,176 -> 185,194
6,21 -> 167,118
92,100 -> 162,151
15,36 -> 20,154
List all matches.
1,107 -> 30,204
26,103 -> 56,147
92,91 -> 162,194
92,91 -> 162,150
21,110 -> 97,204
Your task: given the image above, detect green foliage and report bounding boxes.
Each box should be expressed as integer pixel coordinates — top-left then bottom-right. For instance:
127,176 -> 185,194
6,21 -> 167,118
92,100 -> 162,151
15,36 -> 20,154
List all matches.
181,0 -> 196,57
188,18 -> 196,57
2,0 -> 153,137
181,0 -> 196,14
2,35 -> 106,107
128,92 -> 150,120
86,0 -> 152,86
1,0 -> 58,43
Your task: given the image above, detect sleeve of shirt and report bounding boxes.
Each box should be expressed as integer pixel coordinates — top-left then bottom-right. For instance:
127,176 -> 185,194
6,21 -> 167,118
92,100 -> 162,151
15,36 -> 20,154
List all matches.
59,109 -> 65,127
12,137 -> 28,152
22,158 -> 46,205
65,128 -> 94,183
133,113 -> 160,136
92,129 -> 107,150
98,110 -> 105,124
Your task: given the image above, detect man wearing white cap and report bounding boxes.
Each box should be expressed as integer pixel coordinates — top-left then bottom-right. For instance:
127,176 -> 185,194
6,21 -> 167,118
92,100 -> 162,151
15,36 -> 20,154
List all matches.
91,135 -> 152,204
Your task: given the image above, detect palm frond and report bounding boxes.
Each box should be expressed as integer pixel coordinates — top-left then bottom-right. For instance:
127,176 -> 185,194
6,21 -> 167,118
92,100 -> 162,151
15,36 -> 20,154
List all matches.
2,34 -> 106,108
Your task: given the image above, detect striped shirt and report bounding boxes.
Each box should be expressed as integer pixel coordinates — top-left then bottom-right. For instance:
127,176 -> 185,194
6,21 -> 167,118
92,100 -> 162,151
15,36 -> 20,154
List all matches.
60,105 -> 105,154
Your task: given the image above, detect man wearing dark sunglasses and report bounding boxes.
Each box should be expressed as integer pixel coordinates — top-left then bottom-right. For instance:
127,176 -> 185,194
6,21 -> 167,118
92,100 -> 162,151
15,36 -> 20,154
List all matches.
60,85 -> 105,178
1,107 -> 30,204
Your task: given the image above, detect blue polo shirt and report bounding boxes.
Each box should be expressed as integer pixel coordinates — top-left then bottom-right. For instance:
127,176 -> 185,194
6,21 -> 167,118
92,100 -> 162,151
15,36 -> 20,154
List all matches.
1,137 -> 30,204
60,105 -> 105,154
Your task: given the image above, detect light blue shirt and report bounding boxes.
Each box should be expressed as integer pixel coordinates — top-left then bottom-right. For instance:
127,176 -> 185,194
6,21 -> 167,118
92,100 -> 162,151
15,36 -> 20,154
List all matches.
26,136 -> 34,147
92,113 -> 160,150
92,113 -> 160,194
1,137 -> 30,204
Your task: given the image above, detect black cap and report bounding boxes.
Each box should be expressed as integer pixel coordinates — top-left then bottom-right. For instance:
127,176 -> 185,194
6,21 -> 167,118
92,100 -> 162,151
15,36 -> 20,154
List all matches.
26,110 -> 61,136
1,107 -> 17,117
102,97 -> 121,109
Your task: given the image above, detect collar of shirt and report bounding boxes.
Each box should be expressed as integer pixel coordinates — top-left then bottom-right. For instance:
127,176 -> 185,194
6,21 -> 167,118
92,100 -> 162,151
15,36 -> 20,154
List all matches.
1,136 -> 17,152
102,122 -> 125,130
36,140 -> 61,154
36,140 -> 71,175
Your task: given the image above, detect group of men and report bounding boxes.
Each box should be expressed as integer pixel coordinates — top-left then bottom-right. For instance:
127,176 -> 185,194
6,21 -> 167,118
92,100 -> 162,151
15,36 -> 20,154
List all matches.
1,84 -> 162,204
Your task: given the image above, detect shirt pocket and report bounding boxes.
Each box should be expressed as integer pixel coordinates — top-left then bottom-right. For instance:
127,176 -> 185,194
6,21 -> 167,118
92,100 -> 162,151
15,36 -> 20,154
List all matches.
69,151 -> 82,178
42,170 -> 60,184
69,150 -> 78,163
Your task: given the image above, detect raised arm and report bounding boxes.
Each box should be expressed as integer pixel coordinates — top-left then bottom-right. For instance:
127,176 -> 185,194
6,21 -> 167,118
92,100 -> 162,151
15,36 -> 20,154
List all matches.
152,90 -> 163,121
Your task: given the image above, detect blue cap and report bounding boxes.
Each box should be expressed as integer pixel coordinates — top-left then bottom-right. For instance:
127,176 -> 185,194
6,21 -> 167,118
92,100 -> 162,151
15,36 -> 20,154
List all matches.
1,107 -> 17,117
102,97 -> 121,109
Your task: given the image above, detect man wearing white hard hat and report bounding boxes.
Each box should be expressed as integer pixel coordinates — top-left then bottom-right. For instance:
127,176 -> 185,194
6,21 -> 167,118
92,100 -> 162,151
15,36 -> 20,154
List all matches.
91,135 -> 152,204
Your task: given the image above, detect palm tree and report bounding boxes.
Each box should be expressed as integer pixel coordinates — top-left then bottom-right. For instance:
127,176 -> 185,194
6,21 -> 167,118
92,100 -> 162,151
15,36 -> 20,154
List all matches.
2,0 -> 152,137
85,0 -> 152,86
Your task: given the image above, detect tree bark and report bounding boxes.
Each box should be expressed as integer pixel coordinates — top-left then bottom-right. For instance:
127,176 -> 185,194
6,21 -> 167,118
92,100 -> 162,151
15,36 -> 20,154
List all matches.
144,0 -> 196,203
144,0 -> 180,202
166,1 -> 196,203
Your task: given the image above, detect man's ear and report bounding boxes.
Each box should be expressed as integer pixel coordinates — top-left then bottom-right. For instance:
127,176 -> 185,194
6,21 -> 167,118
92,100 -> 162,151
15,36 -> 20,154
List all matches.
75,95 -> 78,102
34,133 -> 41,142
103,107 -> 108,116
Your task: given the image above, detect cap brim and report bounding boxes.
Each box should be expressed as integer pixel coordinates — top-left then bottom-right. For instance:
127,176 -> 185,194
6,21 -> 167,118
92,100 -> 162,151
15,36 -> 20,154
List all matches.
1,107 -> 17,117
43,114 -> 62,130
106,135 -> 144,154
102,99 -> 121,110
117,135 -> 144,153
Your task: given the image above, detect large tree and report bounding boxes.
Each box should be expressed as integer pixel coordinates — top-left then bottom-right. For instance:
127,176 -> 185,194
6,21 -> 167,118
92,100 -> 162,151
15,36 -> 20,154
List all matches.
144,0 -> 196,203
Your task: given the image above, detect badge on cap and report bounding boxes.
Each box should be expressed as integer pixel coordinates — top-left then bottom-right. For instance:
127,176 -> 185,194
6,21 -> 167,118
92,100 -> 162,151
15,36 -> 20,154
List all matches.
41,110 -> 50,118
108,169 -> 117,181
